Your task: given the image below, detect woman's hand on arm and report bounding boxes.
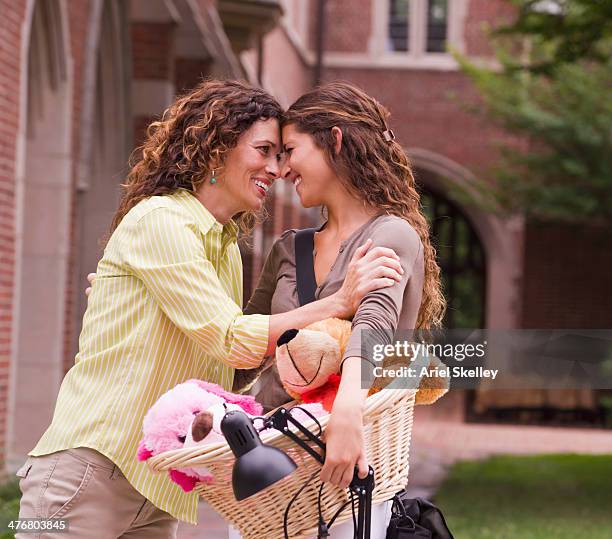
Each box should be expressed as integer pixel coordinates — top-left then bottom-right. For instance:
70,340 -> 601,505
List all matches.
86,233 -> 403,360
265,239 -> 403,356
334,239 -> 404,318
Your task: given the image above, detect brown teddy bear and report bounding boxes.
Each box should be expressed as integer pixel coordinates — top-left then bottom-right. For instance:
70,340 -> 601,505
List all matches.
276,318 -> 449,411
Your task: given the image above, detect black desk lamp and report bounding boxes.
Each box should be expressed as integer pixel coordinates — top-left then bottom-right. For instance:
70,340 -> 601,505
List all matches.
221,407 -> 375,539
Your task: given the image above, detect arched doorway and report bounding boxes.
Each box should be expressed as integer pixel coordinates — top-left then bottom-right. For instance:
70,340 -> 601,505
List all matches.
409,148 -> 523,331
417,169 -> 488,422
9,0 -> 72,461
413,150 -> 598,427
418,179 -> 487,330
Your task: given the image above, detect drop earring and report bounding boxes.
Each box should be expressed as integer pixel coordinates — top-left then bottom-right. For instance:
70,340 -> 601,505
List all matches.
210,169 -> 217,185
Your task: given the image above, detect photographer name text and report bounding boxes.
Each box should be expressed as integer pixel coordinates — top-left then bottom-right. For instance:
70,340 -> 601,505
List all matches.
372,365 -> 499,380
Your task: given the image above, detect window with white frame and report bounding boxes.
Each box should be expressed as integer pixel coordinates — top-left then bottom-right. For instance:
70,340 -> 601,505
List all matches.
426,0 -> 448,52
388,0 -> 410,52
386,0 -> 455,56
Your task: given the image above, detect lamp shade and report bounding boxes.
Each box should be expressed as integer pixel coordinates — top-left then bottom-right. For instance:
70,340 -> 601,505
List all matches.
221,409 -> 297,501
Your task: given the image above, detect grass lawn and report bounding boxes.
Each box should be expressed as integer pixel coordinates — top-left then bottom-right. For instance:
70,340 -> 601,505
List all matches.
434,454 -> 612,539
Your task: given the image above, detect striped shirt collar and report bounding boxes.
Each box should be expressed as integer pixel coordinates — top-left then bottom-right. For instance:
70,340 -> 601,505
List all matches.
173,189 -> 239,242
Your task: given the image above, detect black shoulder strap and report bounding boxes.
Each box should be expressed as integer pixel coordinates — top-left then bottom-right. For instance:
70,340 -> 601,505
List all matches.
294,228 -> 318,306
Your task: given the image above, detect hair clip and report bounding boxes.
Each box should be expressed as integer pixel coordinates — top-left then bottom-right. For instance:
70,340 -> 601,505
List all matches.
383,129 -> 395,142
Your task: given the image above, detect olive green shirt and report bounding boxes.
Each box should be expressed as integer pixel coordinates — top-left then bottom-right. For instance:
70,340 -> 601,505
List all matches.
241,214 -> 424,410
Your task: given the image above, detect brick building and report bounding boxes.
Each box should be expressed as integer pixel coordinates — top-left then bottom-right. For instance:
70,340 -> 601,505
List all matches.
1,0 -> 610,474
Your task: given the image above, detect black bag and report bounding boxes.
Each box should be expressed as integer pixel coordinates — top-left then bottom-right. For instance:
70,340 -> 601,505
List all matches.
386,492 -> 454,539
294,227 -> 318,306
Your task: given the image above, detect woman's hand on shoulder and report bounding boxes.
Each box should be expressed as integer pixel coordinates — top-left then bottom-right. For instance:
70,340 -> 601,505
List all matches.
334,239 -> 403,318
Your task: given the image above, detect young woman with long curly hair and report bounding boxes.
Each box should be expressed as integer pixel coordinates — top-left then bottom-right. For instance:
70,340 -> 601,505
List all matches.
16,80 -> 401,538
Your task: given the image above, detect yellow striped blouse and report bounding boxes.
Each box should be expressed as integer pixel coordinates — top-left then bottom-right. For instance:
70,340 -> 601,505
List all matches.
30,189 -> 270,523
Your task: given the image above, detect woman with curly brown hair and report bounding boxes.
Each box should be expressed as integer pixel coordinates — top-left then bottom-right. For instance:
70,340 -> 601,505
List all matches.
231,81 -> 446,538
16,80 -> 402,538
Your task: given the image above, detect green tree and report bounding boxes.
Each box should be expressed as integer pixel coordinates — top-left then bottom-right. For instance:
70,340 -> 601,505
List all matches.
499,0 -> 612,74
456,0 -> 612,224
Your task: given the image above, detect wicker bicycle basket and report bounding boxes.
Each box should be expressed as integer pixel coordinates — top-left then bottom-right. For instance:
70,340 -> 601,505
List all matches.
149,388 -> 416,539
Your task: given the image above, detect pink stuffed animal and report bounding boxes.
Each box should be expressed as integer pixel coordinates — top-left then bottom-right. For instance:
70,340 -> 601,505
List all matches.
137,379 -> 263,492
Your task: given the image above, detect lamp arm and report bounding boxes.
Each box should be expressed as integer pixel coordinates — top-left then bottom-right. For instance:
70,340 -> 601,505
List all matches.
264,408 -> 326,465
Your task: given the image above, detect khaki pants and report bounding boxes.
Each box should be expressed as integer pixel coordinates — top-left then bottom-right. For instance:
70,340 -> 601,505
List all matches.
16,447 -> 178,538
